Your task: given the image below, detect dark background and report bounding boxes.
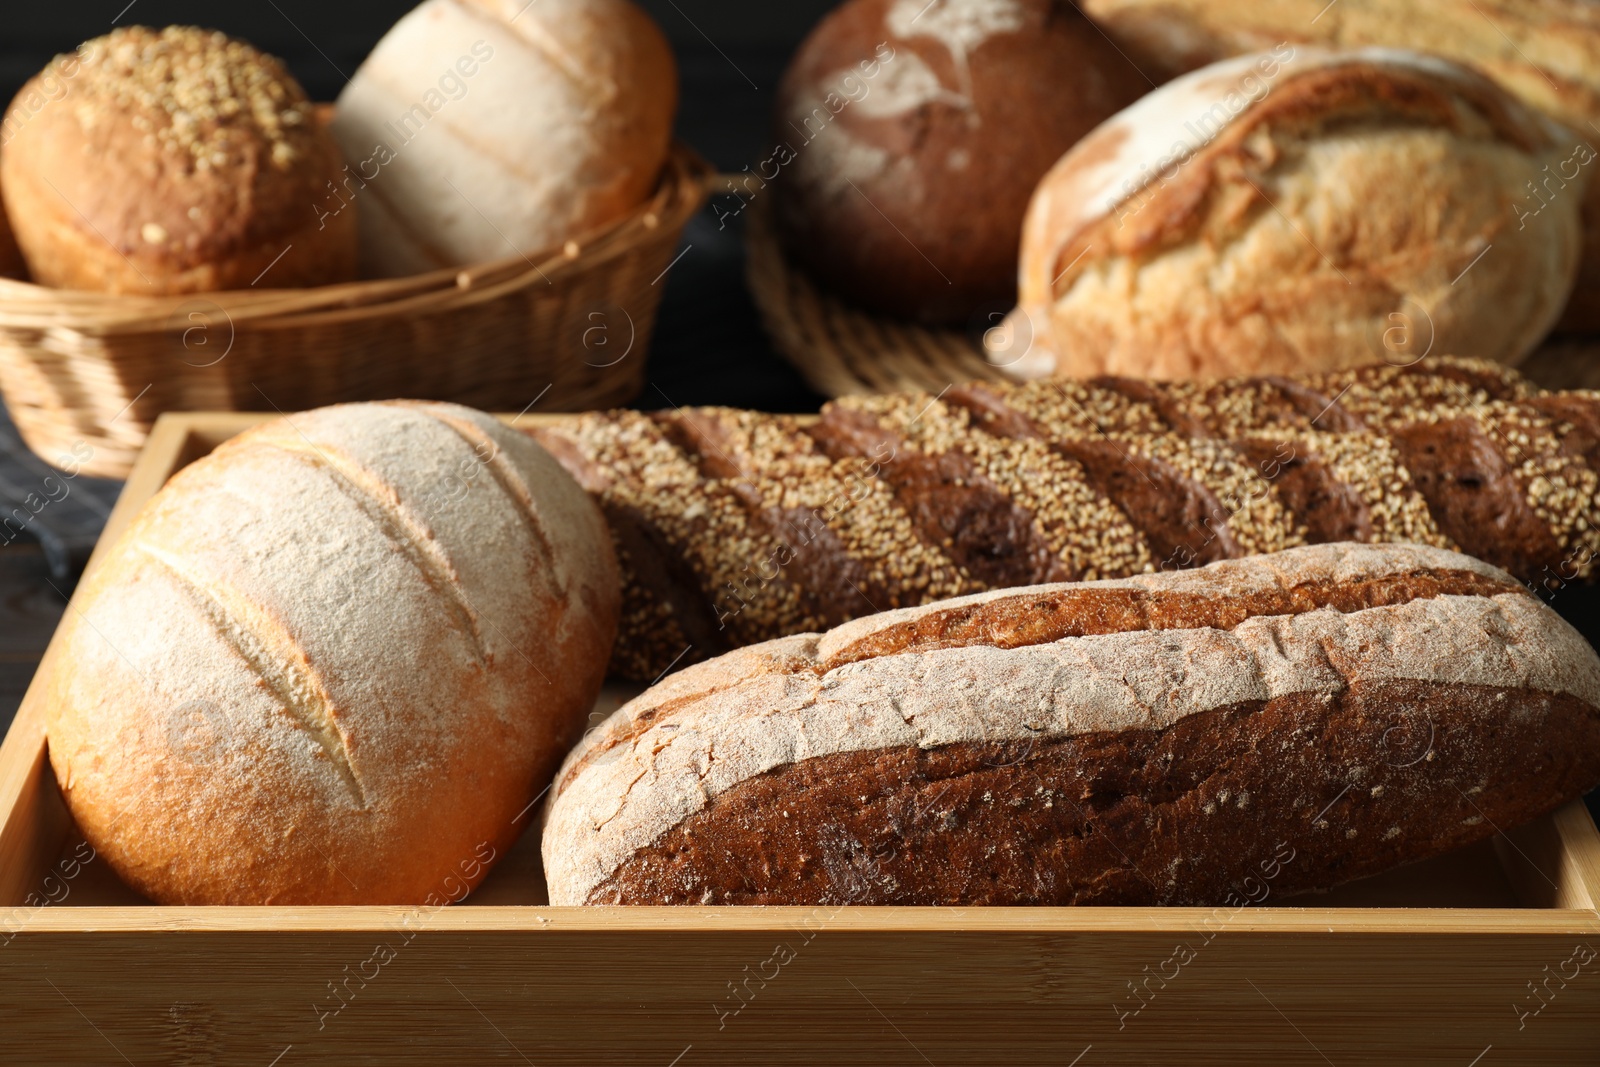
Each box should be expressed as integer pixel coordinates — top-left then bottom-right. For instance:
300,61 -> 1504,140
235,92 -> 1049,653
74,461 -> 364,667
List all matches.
1,1 -> 834,174
0,0 -> 840,410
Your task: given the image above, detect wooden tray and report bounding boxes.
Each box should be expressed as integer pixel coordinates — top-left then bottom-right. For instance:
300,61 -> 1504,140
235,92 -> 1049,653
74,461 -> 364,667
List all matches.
2,412 -> 1599,1065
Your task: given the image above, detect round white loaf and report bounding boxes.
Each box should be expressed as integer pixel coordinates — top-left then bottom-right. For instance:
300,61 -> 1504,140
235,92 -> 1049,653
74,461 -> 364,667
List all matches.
331,0 -> 677,277
46,401 -> 619,905
990,47 -> 1587,381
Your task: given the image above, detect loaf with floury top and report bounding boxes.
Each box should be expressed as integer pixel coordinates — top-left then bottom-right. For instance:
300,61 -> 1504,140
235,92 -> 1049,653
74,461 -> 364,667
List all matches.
989,47 -> 1585,380
46,401 -> 619,906
1076,0 -> 1600,334
542,543 -> 1600,906
770,0 -> 1147,323
531,357 -> 1600,681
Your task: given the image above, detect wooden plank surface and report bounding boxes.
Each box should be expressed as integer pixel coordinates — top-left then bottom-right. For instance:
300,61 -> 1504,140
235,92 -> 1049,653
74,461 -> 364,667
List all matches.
4,922 -> 1600,1066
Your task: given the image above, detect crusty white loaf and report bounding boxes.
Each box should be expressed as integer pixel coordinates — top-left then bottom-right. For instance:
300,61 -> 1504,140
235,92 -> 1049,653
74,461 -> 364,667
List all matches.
331,0 -> 677,277
990,48 -> 1586,381
1077,0 -> 1600,334
543,543 -> 1600,906
47,401 -> 619,906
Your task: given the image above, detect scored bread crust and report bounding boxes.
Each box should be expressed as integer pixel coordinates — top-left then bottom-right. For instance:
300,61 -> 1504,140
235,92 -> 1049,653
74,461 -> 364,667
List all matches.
771,0 -> 1147,324
532,357 -> 1600,682
47,401 -> 619,905
998,47 -> 1585,381
0,26 -> 357,294
542,543 -> 1600,906
1076,0 -> 1600,333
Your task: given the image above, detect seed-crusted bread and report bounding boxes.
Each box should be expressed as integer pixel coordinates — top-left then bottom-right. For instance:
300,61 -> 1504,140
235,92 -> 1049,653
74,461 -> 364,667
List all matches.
1,26 -> 356,294
532,358 -> 1600,681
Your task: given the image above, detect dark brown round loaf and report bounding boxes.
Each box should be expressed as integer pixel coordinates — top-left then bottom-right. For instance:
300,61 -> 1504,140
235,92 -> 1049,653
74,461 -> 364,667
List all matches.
770,0 -> 1147,325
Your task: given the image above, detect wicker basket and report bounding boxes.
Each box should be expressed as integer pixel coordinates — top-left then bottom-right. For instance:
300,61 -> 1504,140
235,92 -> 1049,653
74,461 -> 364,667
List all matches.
743,193 -> 1009,397
0,142 -> 714,478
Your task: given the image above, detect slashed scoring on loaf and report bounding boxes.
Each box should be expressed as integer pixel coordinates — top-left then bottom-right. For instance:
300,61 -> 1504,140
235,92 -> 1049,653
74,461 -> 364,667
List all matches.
47,399 -> 617,905
1026,46 -> 1555,280
542,543 -> 1600,904
998,45 -> 1574,379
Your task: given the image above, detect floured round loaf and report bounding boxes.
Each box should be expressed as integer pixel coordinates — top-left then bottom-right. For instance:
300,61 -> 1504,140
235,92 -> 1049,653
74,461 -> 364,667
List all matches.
543,543 -> 1600,906
331,0 -> 677,278
992,47 -> 1587,381
771,0 -> 1146,324
47,401 -> 619,905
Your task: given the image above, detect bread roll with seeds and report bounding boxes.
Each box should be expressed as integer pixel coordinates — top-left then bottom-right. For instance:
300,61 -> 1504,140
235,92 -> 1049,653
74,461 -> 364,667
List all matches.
532,357 -> 1600,681
0,26 -> 357,294
991,47 -> 1585,380
46,401 -> 618,905
544,542 -> 1600,905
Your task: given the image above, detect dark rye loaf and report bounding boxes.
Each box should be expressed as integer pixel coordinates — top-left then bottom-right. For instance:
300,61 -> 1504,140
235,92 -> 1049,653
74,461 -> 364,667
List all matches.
532,358 -> 1600,681
542,543 -> 1600,906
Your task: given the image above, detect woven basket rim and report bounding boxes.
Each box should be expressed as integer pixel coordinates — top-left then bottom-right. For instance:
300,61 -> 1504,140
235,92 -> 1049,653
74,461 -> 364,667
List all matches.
742,191 -> 1010,398
0,141 -> 714,333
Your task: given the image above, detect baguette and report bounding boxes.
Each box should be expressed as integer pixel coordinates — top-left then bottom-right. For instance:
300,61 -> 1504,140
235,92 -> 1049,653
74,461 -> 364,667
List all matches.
542,543 -> 1600,906
532,358 -> 1600,681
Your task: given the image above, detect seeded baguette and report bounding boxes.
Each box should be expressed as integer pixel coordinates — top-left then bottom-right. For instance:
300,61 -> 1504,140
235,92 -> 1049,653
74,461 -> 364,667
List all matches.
542,543 -> 1600,906
533,358 -> 1600,682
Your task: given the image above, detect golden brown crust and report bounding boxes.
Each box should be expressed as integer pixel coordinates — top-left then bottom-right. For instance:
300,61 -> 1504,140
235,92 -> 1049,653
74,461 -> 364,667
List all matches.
0,26 -> 357,294
46,402 -> 619,906
1078,0 -> 1600,332
1005,49 -> 1583,380
822,565 -> 1522,667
